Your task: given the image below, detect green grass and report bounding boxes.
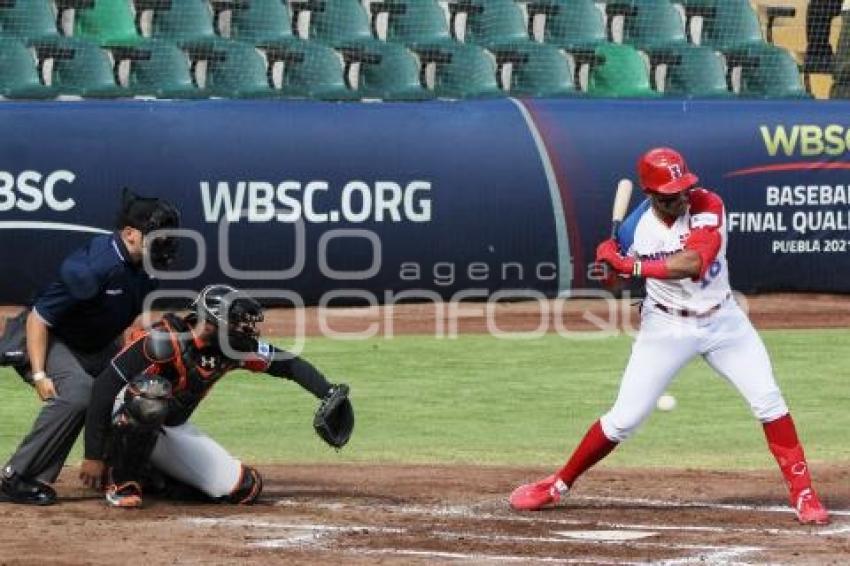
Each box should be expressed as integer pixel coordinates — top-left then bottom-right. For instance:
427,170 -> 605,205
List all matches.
1,329 -> 848,470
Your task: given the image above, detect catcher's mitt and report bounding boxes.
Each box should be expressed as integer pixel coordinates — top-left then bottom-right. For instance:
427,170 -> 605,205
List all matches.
313,384 -> 354,449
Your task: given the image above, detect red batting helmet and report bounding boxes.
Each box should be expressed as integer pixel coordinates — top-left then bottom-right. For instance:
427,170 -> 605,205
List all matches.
637,147 -> 699,195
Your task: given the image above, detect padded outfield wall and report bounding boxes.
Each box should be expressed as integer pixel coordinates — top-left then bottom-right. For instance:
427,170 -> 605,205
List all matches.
0,99 -> 849,305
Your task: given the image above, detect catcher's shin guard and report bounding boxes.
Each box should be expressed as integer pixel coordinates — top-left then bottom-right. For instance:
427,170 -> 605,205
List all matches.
106,427 -> 160,486
225,465 -> 263,504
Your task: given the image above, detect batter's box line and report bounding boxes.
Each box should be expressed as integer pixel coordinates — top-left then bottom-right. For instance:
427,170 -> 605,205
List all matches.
191,515 -> 764,564
574,494 -> 850,518
273,498 -> 847,536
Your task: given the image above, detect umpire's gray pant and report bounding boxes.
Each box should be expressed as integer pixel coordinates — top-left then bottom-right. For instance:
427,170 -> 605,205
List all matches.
4,338 -> 117,483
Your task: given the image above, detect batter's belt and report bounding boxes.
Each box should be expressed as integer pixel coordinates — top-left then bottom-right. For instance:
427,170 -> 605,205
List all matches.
653,292 -> 732,318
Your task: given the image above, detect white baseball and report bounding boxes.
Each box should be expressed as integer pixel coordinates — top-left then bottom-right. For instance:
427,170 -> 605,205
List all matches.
657,394 -> 677,411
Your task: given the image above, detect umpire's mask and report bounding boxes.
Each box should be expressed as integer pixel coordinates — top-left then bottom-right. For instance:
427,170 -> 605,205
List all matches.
117,188 -> 182,270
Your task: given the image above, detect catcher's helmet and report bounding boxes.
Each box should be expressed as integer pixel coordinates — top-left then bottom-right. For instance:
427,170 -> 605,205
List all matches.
189,284 -> 264,340
637,147 -> 699,195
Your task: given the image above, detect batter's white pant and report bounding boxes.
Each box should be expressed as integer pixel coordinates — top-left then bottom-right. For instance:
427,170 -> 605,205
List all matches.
600,299 -> 788,443
150,422 -> 243,498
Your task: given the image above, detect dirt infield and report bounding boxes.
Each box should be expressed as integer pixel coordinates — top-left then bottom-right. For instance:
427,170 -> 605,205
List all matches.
250,293 -> 850,337
0,464 -> 847,565
3,292 -> 850,338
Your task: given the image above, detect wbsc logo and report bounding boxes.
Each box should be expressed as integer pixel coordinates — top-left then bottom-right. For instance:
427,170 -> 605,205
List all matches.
0,170 -> 76,212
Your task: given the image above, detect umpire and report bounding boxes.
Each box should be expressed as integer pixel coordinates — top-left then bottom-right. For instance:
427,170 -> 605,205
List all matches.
0,189 -> 179,505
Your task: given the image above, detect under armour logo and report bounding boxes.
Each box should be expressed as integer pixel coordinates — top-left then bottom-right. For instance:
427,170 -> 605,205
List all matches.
791,462 -> 807,476
199,356 -> 217,369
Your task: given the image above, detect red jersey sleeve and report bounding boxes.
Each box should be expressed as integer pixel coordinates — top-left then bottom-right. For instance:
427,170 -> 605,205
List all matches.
685,188 -> 723,278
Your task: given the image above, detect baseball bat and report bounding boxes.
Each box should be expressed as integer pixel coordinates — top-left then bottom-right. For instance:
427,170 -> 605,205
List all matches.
610,178 -> 634,240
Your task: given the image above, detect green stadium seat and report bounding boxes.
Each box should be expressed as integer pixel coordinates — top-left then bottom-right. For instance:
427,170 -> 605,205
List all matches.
448,0 -> 530,48
35,37 -> 127,97
139,0 -> 216,45
291,0 -> 373,45
725,43 -> 807,98
109,39 -> 204,98
524,0 -> 607,49
0,37 -> 54,98
650,45 -> 730,97
188,40 -> 280,98
371,0 -> 452,46
676,0 -> 762,51
491,42 -> 576,96
259,40 -> 360,100
411,42 -> 503,98
219,0 -> 293,44
606,0 -> 687,49
73,0 -> 140,46
586,42 -> 658,97
0,0 -> 59,42
349,41 -> 433,100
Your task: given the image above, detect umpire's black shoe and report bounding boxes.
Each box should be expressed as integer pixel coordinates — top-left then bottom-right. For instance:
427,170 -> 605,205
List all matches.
0,473 -> 57,506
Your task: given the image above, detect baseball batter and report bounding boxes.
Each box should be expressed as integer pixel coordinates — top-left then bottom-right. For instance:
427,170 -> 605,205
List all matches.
509,148 -> 829,525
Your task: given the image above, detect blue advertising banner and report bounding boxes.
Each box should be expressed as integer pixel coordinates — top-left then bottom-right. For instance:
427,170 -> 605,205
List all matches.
0,98 -> 848,304
0,99 -> 563,305
521,99 -> 850,293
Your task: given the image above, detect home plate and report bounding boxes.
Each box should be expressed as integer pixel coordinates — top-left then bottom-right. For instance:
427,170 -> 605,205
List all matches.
553,530 -> 657,541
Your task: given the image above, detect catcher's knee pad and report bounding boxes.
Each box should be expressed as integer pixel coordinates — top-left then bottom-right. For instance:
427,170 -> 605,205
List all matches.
225,465 -> 263,504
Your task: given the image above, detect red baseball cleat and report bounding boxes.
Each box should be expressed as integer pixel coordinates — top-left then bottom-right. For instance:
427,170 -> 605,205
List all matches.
509,475 -> 569,511
793,488 -> 829,525
105,482 -> 143,509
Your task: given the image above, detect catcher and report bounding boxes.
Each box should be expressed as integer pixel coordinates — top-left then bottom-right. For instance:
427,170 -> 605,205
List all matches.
80,284 -> 354,508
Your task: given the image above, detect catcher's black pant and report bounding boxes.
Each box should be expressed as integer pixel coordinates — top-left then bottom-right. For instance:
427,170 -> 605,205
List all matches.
4,338 -> 117,483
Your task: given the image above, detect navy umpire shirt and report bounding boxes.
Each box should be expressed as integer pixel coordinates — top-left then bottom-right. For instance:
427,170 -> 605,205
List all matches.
32,233 -> 157,353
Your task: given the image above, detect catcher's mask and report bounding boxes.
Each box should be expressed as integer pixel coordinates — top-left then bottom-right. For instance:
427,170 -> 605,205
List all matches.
189,284 -> 264,344
117,188 -> 181,270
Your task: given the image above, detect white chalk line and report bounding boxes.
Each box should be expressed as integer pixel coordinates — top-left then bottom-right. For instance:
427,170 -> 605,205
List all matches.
430,529 -> 761,557
192,515 -> 762,565
359,548 -> 640,565
187,517 -> 404,534
274,498 -> 847,536
574,494 -> 850,518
